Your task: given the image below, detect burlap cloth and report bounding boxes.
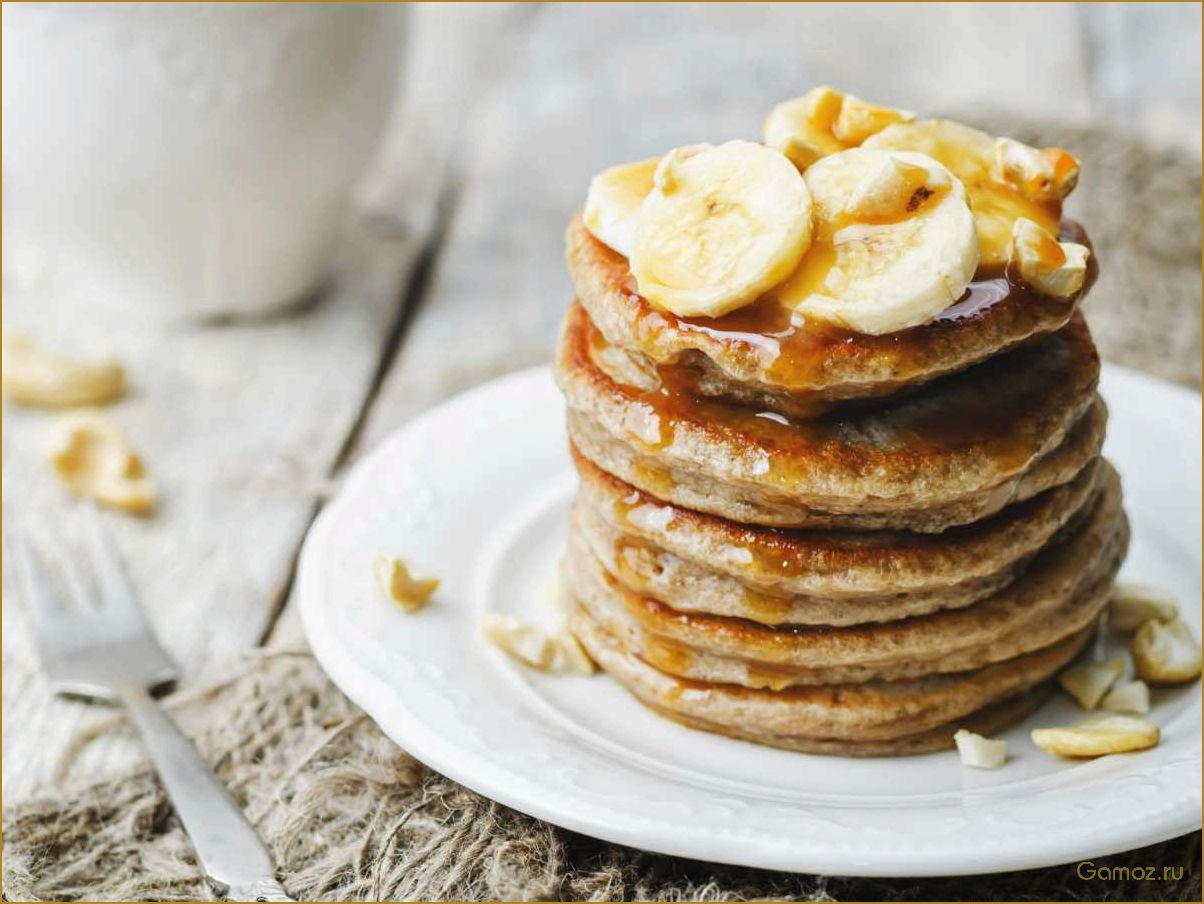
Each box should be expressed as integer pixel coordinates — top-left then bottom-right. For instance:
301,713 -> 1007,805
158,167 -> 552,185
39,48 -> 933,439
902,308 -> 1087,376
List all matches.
4,124 -> 1201,902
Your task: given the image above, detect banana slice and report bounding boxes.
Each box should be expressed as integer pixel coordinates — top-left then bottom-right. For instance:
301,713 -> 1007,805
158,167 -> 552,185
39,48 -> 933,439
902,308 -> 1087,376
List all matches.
1009,218 -> 1089,298
864,120 -> 1068,266
630,140 -> 813,318
583,156 -> 661,257
763,86 -> 913,171
1132,618 -> 1202,685
1032,715 -> 1160,758
776,148 -> 978,335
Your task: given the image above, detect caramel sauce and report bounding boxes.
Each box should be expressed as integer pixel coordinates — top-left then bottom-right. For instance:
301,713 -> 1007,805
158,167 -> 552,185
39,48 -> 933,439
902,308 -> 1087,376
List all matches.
640,627 -> 813,694
738,591 -> 797,623
645,631 -> 809,691
642,633 -> 695,676
608,520 -> 799,617
610,221 -> 1095,396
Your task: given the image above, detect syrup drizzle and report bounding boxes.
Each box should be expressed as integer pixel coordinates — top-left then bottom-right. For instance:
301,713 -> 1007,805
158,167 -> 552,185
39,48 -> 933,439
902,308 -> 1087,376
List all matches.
609,220 -> 1096,394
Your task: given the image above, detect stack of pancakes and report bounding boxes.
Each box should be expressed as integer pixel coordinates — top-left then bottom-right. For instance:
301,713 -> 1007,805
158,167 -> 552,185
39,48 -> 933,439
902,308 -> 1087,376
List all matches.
555,204 -> 1127,756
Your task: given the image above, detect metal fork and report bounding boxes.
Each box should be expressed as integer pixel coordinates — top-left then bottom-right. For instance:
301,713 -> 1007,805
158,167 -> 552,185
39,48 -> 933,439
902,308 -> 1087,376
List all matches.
13,503 -> 295,903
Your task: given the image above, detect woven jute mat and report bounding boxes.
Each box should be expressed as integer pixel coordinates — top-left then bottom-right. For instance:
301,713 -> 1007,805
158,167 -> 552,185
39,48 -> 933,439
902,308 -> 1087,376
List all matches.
3,124 -> 1201,902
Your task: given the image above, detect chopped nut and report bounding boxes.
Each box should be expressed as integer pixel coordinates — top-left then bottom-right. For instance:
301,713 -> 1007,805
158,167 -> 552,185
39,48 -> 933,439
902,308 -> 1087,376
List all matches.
764,87 -> 913,172
374,555 -> 439,612
832,94 -> 915,145
763,87 -> 846,170
802,85 -> 845,127
1009,217 -> 1089,298
844,154 -> 948,220
1100,680 -> 1151,714
1132,618 -> 1202,685
953,729 -> 1007,769
991,137 -> 1080,202
1110,582 -> 1179,633
47,410 -> 155,515
2,332 -> 126,408
480,615 -> 596,674
552,630 -> 597,675
1058,657 -> 1125,710
1032,715 -> 1160,757
481,615 -> 555,668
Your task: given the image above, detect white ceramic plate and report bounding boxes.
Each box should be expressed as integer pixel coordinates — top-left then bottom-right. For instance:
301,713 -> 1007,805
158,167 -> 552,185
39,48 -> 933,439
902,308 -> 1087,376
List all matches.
298,364 -> 1202,877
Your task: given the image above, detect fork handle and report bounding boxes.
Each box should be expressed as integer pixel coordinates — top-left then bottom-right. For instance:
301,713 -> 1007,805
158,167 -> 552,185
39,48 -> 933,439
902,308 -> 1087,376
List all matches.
117,685 -> 295,902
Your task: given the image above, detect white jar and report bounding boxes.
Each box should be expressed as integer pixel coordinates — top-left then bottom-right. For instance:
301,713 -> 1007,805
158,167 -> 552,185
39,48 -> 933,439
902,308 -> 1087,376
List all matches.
2,2 -> 405,321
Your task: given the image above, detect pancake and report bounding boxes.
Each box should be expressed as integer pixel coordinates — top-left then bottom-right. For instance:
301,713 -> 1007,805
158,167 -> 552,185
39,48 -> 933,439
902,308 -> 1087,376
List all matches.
558,300 -> 1105,531
568,602 -> 1067,755
573,497 -> 1013,625
643,689 -> 1053,757
563,471 -> 1127,686
567,215 -> 1096,416
573,446 -> 1104,623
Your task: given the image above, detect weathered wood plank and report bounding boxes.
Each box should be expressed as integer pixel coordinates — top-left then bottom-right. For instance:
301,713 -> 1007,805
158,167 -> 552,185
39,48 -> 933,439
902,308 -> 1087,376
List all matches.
0,224 -> 418,804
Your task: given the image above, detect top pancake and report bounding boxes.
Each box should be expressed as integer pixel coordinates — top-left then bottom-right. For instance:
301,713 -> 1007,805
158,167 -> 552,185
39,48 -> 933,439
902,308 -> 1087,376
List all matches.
567,216 -> 1096,417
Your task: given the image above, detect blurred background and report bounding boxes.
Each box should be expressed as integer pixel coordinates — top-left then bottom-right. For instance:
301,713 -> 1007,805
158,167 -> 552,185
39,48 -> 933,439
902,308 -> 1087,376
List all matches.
2,0 -> 1201,806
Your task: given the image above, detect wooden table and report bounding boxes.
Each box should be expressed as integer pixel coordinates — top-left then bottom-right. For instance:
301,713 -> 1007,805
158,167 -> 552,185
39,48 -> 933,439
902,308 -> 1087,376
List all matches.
4,0 -> 1200,811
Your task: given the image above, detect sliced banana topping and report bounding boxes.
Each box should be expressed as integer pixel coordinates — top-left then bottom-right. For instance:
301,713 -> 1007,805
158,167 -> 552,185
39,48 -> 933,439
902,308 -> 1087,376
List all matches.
1132,618 -> 1203,685
992,137 -> 1080,203
1009,218 -> 1089,298
630,140 -> 813,318
1100,680 -> 1151,715
776,148 -> 978,335
583,156 -> 661,257
1058,657 -> 1124,710
1110,582 -> 1179,633
582,97 -> 1091,330
763,86 -> 912,171
1032,715 -> 1160,758
864,119 -> 1067,266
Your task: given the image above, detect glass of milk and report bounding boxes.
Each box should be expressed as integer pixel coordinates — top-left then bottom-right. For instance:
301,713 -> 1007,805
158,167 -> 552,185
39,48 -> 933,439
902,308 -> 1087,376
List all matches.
2,2 -> 406,322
